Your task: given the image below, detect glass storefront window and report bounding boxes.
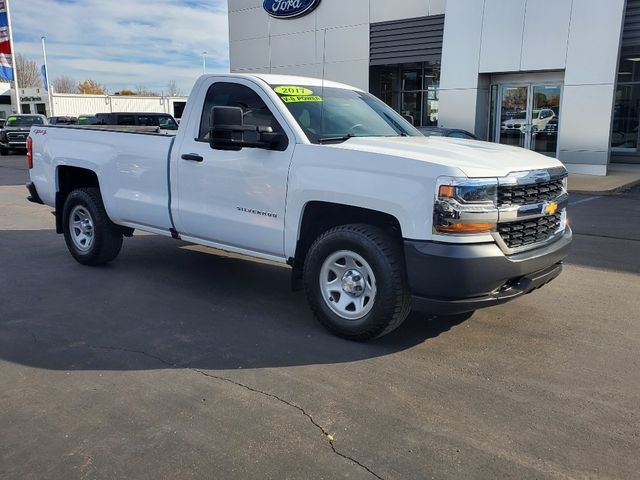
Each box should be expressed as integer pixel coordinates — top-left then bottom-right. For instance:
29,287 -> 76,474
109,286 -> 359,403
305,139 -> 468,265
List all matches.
530,85 -> 561,156
613,50 -> 640,151
402,92 -> 422,126
370,68 -> 400,112
401,65 -> 423,92
370,62 -> 440,127
423,87 -> 439,125
491,84 -> 561,157
612,84 -> 640,150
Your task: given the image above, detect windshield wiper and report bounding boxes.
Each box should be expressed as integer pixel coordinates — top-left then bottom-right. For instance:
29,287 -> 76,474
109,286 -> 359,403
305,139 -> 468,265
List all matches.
380,112 -> 410,136
317,134 -> 355,144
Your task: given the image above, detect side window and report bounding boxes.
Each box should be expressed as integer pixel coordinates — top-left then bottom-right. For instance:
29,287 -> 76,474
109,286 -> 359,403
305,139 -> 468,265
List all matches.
138,115 -> 159,127
117,115 -> 136,126
198,82 -> 284,140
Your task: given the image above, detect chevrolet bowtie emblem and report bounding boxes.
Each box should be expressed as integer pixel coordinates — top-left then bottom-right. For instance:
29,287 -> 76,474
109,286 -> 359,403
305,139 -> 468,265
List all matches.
543,201 -> 558,215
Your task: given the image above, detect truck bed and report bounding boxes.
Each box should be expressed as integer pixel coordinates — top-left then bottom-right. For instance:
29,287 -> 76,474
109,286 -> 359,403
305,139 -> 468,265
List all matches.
29,125 -> 175,233
58,124 -> 174,135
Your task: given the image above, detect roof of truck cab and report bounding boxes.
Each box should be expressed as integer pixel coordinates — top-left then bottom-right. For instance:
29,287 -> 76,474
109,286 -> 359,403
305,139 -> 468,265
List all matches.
207,73 -> 363,92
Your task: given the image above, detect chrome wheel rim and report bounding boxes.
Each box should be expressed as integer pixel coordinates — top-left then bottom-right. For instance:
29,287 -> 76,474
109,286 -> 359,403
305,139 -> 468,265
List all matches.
69,206 -> 95,252
319,250 -> 377,320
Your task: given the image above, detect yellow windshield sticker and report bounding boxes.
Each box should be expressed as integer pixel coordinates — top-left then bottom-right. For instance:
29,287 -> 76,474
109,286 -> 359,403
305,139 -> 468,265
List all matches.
275,86 -> 314,96
7,116 -> 16,121
280,95 -> 323,103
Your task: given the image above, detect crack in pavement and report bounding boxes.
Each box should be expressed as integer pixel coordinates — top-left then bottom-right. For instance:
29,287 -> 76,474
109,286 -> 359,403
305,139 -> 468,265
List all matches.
572,231 -> 640,243
190,367 -> 386,480
31,335 -> 386,480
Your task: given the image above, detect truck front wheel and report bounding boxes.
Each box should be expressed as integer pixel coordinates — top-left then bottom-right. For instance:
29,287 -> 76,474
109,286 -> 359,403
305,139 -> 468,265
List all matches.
62,188 -> 123,266
303,224 -> 411,341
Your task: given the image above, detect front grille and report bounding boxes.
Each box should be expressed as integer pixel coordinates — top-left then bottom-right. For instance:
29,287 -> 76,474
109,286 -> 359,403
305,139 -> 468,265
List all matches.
7,132 -> 27,141
498,213 -> 562,249
498,178 -> 565,207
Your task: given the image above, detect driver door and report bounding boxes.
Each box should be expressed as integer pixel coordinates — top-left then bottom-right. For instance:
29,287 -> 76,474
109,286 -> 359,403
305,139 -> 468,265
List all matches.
172,80 -> 295,257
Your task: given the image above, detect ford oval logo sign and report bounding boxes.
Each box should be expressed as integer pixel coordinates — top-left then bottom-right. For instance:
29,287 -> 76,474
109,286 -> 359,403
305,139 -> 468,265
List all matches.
263,0 -> 321,19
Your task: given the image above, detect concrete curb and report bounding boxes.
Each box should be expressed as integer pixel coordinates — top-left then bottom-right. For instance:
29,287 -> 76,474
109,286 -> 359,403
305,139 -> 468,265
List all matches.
569,178 -> 640,195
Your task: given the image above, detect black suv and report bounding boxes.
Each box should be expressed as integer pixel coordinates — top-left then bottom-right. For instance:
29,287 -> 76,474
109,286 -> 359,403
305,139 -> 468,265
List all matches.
0,115 -> 48,155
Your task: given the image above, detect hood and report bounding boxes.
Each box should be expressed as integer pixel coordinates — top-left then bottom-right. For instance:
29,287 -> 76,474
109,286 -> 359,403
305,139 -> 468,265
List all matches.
4,126 -> 32,132
330,136 -> 564,178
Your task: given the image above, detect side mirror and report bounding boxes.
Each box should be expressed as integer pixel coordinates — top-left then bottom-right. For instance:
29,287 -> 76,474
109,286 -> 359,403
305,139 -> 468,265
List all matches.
209,106 -> 248,151
209,106 -> 288,151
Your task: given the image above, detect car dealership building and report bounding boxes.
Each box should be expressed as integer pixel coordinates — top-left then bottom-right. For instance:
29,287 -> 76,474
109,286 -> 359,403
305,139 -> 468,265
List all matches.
228,0 -> 640,175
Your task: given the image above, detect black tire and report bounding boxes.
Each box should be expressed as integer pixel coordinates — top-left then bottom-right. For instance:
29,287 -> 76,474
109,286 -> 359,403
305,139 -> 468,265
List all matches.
303,224 -> 411,341
0,147 -> 8,156
62,187 -> 123,266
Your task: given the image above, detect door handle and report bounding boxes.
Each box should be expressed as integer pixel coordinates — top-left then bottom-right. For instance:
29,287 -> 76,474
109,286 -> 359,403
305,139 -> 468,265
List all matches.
181,153 -> 204,162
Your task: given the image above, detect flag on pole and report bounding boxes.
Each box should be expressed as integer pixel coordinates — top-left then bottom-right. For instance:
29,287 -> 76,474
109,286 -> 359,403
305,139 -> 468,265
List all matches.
0,0 -> 14,81
41,64 -> 48,91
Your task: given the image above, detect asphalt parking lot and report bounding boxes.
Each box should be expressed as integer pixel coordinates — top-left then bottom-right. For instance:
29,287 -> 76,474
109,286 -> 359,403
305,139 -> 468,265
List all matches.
1,154 -> 639,479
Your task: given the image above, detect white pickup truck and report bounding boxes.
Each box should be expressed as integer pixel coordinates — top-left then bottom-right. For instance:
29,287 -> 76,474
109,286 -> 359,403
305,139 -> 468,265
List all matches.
26,74 -> 572,340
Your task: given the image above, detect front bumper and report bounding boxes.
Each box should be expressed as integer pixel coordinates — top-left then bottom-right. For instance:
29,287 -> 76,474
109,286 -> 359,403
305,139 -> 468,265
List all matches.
0,141 -> 27,149
405,227 -> 572,314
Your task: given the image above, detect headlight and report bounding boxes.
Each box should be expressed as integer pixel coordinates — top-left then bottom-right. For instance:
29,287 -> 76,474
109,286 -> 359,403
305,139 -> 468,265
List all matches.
433,177 -> 499,235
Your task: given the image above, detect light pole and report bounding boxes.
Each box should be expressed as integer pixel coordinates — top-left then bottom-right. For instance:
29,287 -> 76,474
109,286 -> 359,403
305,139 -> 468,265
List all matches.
41,36 -> 54,116
202,51 -> 207,75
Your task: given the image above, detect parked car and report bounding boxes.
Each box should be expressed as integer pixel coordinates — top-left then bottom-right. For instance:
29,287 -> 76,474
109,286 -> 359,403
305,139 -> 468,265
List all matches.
26,74 -> 571,340
502,108 -> 556,133
48,116 -> 78,125
92,112 -> 179,132
77,115 -> 101,125
418,126 -> 478,140
1,114 -> 47,155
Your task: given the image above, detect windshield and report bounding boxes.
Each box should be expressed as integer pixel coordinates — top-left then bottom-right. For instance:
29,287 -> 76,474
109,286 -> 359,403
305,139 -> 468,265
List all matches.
270,85 -> 421,143
6,116 -> 44,127
158,115 -> 178,130
77,116 -> 99,125
419,129 -> 444,137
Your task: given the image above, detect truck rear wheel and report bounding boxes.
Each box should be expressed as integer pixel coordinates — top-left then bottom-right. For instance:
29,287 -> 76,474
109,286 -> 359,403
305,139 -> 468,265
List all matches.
62,188 -> 123,266
303,224 -> 411,341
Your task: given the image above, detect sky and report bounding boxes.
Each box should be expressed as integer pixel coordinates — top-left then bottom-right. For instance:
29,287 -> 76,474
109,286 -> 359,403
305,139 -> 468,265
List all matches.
11,0 -> 230,95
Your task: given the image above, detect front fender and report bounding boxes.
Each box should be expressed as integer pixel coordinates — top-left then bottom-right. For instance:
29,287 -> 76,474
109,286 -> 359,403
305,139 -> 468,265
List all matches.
284,144 -> 461,258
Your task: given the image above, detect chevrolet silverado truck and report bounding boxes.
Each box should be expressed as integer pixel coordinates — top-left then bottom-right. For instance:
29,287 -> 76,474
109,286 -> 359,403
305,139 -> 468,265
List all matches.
26,74 -> 572,340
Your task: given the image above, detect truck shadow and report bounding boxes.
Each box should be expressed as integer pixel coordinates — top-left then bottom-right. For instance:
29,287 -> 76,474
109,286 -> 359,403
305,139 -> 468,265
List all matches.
0,230 -> 470,372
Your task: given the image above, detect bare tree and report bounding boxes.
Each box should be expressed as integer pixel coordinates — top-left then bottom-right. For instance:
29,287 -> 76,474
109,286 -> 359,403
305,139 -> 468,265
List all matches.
78,79 -> 107,95
134,85 -> 160,96
166,80 -> 182,97
51,75 -> 76,94
15,53 -> 42,88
